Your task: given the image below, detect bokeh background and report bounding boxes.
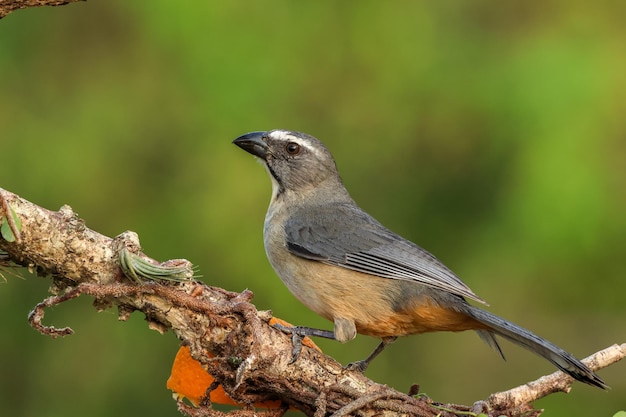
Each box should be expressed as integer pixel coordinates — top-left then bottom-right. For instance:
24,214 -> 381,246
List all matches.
1,1 -> 624,416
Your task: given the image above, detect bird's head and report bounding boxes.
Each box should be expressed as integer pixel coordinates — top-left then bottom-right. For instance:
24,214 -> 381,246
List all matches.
233,130 -> 347,200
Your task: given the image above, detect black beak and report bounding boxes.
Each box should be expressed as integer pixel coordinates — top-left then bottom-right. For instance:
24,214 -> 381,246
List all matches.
233,131 -> 268,160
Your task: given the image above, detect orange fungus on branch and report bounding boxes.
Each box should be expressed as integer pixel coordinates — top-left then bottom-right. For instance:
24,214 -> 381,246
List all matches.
167,317 -> 321,407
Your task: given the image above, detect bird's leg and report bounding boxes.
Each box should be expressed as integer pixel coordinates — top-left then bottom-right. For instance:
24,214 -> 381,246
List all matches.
346,336 -> 398,372
273,323 -> 335,363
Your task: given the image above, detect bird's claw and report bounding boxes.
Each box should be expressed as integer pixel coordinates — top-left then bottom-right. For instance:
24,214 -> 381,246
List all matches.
344,360 -> 368,373
288,333 -> 304,364
273,322 -> 306,364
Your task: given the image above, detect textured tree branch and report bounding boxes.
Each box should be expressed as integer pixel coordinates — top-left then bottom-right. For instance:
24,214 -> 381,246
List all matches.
481,343 -> 625,416
0,187 -> 623,417
0,0 -> 83,19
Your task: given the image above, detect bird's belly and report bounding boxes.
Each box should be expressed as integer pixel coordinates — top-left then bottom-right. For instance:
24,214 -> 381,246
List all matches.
266,248 -> 483,338
263,213 -> 482,338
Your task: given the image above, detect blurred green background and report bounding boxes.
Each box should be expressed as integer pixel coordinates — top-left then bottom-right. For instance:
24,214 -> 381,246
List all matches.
1,1 -> 624,416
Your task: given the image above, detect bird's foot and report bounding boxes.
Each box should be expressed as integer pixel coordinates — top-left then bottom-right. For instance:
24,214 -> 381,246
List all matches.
343,337 -> 398,373
273,323 -> 335,364
344,360 -> 369,373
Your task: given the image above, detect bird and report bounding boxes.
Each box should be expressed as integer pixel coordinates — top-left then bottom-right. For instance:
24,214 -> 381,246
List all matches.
232,129 -> 607,389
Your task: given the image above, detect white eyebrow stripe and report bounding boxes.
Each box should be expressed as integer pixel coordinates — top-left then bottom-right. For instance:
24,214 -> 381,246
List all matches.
268,130 -> 323,158
269,130 -> 295,141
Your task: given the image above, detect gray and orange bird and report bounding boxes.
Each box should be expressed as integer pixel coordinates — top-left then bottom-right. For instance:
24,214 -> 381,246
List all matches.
233,129 -> 606,389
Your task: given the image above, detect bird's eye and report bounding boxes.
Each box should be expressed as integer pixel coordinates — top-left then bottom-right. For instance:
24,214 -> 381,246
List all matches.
285,142 -> 301,155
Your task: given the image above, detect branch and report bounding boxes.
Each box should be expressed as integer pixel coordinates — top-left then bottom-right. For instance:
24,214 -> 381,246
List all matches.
0,187 -> 623,417
0,0 -> 83,19
479,344 -> 625,416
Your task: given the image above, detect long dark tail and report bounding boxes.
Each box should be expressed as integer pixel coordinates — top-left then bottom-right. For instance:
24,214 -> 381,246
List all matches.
465,305 -> 608,389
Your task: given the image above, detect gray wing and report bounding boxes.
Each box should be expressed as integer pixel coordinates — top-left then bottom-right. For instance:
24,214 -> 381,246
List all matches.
285,203 -> 486,304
